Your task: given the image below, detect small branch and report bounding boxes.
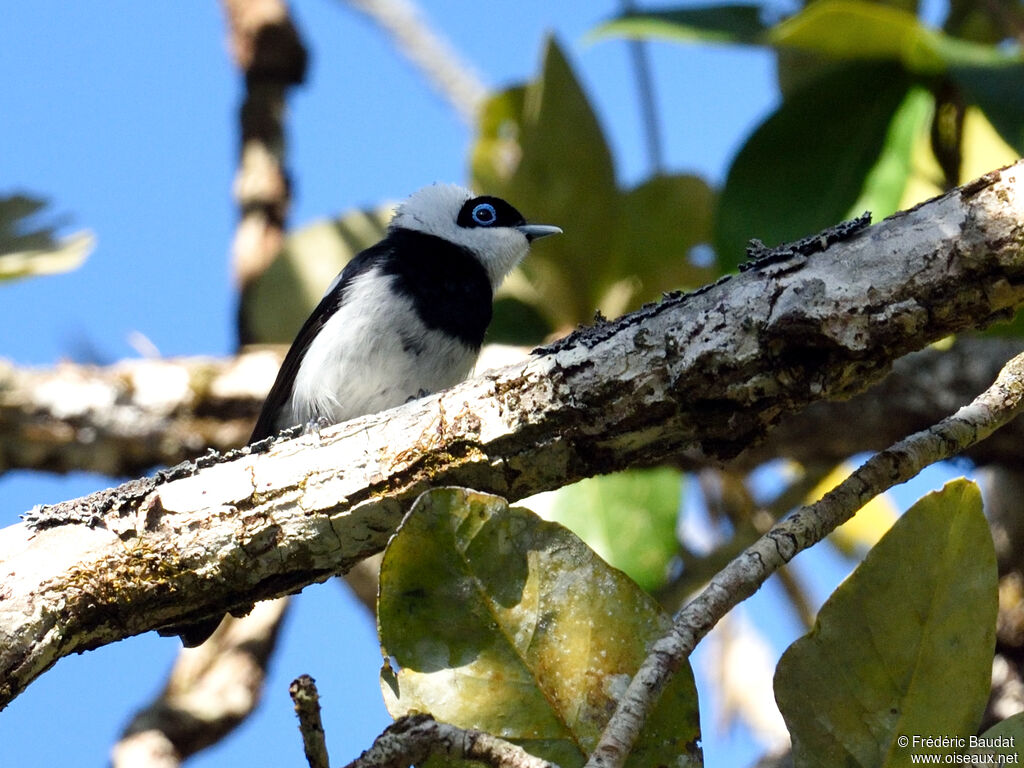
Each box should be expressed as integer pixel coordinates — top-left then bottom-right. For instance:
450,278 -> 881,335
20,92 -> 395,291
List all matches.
587,351 -> 1024,768
341,0 -> 487,124
619,0 -> 663,174
344,714 -> 554,768
290,675 -> 330,768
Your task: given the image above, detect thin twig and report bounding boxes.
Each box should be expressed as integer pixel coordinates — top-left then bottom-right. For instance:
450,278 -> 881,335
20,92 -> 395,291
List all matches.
343,714 -> 554,768
619,0 -> 663,173
587,351 -> 1024,768
342,0 -> 487,124
290,675 -> 330,768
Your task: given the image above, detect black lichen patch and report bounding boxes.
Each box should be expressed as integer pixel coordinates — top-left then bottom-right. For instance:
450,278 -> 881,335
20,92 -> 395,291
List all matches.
741,212 -> 873,272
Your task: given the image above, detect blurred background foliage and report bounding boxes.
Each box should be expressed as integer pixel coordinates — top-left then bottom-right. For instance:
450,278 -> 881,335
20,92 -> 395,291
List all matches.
240,0 -> 1022,609
0,194 -> 92,283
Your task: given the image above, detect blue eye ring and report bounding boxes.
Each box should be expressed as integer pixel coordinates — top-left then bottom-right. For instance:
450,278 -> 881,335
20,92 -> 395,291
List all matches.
471,202 -> 497,226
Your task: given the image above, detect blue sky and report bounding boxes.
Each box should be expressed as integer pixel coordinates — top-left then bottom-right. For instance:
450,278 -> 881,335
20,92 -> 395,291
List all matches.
0,2 -> 967,766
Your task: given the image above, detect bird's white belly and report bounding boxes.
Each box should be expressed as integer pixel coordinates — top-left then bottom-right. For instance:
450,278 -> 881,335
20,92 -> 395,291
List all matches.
281,270 -> 478,431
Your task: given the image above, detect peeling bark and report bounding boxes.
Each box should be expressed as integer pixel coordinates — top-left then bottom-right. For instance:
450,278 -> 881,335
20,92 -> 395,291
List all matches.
2,163 -> 1024,709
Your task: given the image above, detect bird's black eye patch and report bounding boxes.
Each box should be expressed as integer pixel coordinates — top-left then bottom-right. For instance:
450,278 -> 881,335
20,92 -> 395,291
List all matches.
457,196 -> 526,229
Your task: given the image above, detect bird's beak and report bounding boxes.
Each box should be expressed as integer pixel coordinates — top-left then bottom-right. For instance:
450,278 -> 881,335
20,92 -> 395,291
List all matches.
517,224 -> 563,242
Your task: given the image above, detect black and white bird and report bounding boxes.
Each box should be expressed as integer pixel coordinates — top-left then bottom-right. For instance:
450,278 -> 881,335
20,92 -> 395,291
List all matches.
249,182 -> 562,443
172,183 -> 560,646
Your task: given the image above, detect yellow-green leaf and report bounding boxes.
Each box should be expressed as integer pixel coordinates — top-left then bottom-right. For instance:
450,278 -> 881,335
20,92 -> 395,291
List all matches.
526,469 -> 683,593
0,194 -> 92,282
847,85 -> 933,223
592,4 -> 767,46
470,37 -> 619,329
610,175 -> 717,307
0,231 -> 93,282
379,488 -> 701,768
715,63 -> 912,269
775,479 -> 997,768
767,0 -> 947,73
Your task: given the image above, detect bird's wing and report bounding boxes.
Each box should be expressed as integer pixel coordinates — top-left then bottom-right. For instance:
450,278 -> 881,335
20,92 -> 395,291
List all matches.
248,242 -> 389,444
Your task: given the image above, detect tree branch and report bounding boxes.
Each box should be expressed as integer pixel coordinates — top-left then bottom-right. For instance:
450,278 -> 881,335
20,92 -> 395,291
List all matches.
340,0 -> 487,124
290,675 -> 331,768
0,350 -> 279,476
4,338 -> 1022,476
343,714 -> 554,768
220,0 -> 308,344
587,349 -> 1024,768
2,163 -> 1023,709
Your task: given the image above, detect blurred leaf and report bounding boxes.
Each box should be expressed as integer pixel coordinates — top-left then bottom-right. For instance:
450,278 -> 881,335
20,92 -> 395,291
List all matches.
969,713 -> 1024,761
527,468 -> 683,592
472,36 -> 619,329
471,38 -> 718,329
766,0 -> 946,72
714,63 -> 911,269
611,175 -> 717,307
593,4 -> 767,45
488,295 -> 553,345
848,85 -> 933,222
775,479 -> 997,767
379,488 -> 702,768
960,106 -> 1020,182
947,0 -> 1024,45
951,62 -> 1024,154
242,206 -> 391,343
0,194 -> 92,282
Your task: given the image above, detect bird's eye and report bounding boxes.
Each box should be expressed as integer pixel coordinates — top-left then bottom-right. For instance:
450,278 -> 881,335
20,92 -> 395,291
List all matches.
471,202 -> 497,226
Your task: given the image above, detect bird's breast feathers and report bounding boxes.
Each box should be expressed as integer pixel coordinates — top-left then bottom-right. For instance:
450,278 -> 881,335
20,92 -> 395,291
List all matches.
283,267 -> 478,431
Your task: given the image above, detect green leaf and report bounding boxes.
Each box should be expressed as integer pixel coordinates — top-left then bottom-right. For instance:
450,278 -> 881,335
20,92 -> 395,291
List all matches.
611,175 -> 717,302
0,195 -> 92,282
714,62 -> 911,269
528,469 -> 683,593
593,4 -> 767,46
470,36 -> 620,328
848,86 -> 933,222
766,0 -> 946,73
775,479 -> 997,768
969,713 -> 1024,761
379,488 -> 702,768
951,62 -> 1024,154
241,206 -> 391,343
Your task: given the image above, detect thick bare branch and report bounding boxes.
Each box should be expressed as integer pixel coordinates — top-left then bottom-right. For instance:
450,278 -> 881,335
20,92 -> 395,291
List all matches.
2,163 -> 1023,709
586,351 -> 1024,768
0,350 -> 278,476
4,338 -> 1023,477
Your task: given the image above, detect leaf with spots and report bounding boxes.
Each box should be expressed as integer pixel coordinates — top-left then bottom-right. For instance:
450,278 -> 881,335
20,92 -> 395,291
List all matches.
775,479 -> 997,767
378,488 -> 701,768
